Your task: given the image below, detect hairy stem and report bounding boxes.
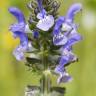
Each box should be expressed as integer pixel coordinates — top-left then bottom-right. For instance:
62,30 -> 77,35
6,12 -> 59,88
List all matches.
40,41 -> 51,95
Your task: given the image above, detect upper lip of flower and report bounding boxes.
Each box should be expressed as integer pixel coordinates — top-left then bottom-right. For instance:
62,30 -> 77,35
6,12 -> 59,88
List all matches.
8,7 -> 26,33
66,3 -> 82,22
8,7 -> 26,23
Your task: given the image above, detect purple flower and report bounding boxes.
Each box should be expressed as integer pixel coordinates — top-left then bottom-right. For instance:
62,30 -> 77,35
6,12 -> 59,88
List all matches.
55,47 -> 77,69
36,0 -> 54,31
9,7 -> 28,61
53,3 -> 82,83
55,48 -> 77,84
53,3 -> 82,46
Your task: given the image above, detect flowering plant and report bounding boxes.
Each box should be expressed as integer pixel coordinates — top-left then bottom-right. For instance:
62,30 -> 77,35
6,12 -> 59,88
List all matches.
9,0 -> 82,95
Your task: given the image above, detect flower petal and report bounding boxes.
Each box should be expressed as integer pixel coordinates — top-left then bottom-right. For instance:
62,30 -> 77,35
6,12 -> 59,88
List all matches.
36,15 -> 54,31
66,3 -> 82,22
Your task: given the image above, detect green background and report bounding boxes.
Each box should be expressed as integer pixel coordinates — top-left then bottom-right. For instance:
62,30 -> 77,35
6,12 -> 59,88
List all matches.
0,0 -> 96,96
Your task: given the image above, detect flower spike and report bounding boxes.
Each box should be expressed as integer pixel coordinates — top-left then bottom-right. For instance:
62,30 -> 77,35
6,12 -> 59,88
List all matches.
8,1 -> 82,85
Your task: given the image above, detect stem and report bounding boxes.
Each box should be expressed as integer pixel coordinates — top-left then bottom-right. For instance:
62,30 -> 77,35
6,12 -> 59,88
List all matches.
40,71 -> 51,95
40,45 -> 51,95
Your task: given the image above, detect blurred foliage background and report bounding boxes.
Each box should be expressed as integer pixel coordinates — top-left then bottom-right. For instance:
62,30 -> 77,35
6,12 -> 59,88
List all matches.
0,0 -> 96,96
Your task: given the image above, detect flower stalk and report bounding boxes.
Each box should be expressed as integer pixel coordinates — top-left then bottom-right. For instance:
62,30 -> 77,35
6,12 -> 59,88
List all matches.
40,37 -> 51,95
40,70 -> 51,95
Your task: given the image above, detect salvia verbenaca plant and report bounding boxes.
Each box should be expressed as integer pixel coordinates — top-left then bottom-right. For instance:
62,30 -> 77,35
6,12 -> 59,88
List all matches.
9,0 -> 82,85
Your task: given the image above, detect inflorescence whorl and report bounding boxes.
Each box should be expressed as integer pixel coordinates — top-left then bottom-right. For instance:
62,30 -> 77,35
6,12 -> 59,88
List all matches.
9,0 -> 82,84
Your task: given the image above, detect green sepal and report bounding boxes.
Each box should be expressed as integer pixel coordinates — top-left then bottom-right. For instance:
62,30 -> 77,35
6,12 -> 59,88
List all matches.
26,57 -> 41,64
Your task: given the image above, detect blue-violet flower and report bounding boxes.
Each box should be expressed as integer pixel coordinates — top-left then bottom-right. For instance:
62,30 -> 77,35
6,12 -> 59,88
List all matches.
9,7 -> 28,61
36,0 -> 54,31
